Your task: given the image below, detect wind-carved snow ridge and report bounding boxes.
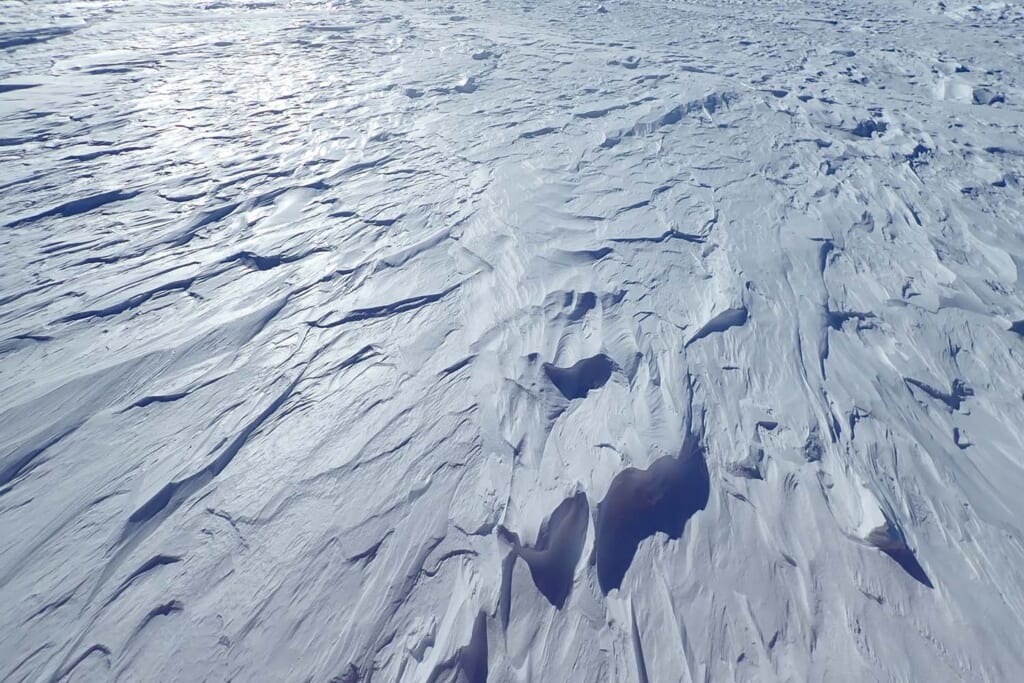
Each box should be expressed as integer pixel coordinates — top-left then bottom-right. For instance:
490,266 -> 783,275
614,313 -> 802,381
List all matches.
2,0 -> 1024,681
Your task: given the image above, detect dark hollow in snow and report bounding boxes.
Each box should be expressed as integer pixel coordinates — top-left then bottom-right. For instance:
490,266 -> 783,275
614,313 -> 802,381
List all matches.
867,523 -> 934,588
881,547 -> 934,589
851,118 -> 887,138
427,610 -> 488,683
5,189 -> 140,228
460,610 -> 488,683
631,602 -> 650,683
904,377 -> 973,411
543,354 -> 615,399
685,306 -> 748,348
499,492 -> 589,609
594,449 -> 709,593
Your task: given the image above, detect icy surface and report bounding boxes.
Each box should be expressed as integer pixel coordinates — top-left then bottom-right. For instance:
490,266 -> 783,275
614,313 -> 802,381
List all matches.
2,0 -> 1024,680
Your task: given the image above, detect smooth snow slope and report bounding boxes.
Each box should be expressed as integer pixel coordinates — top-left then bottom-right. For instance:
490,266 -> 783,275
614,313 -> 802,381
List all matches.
2,0 -> 1024,680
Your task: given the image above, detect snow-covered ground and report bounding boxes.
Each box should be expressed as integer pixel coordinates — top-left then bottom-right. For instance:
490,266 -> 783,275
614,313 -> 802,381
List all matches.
2,0 -> 1024,680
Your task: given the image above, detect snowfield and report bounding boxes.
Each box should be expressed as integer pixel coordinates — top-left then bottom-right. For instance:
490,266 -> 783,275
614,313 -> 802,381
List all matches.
2,0 -> 1024,680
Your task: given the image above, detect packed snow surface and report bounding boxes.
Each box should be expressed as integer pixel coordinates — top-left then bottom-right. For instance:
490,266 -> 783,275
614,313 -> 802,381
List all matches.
2,0 -> 1024,680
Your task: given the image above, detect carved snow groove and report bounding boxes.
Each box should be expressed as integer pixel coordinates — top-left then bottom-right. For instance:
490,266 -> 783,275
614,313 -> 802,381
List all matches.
543,355 -> 616,400
125,374 -> 302,531
497,492 -> 589,609
685,306 -> 748,348
426,610 -> 488,683
904,377 -> 973,411
866,521 -> 933,589
594,442 -> 709,593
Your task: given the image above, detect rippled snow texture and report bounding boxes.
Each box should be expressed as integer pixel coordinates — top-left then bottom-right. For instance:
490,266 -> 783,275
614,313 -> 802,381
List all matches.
2,0 -> 1024,681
